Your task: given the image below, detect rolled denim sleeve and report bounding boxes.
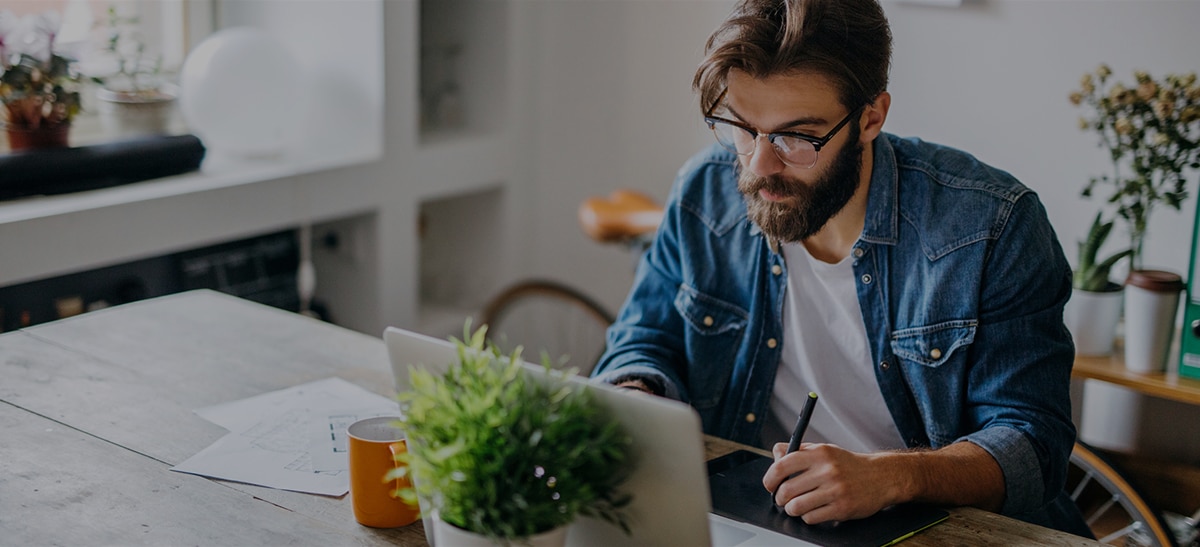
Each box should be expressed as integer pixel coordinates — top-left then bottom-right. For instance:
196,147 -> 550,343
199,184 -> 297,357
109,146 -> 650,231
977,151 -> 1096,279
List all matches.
958,191 -> 1076,516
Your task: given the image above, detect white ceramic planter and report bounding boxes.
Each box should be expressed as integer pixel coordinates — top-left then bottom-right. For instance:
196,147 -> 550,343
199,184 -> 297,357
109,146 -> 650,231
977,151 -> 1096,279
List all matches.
430,512 -> 567,547
1064,286 -> 1124,356
96,84 -> 179,139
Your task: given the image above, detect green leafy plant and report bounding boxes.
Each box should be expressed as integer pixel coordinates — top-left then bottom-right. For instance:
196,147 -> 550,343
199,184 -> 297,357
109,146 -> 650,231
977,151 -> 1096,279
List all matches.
0,10 -> 83,130
1074,211 -> 1133,292
394,323 -> 634,543
1070,64 -> 1200,268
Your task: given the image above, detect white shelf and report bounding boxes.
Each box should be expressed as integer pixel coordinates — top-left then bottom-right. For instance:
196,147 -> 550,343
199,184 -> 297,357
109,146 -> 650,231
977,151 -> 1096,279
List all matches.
0,139 -> 383,288
0,147 -> 379,226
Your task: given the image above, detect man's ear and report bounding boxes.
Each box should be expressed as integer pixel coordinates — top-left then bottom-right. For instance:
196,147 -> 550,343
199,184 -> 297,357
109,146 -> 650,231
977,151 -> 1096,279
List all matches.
860,91 -> 891,143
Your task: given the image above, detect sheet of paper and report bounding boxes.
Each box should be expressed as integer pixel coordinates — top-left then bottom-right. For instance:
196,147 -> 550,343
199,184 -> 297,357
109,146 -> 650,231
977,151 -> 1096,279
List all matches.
172,377 -> 400,496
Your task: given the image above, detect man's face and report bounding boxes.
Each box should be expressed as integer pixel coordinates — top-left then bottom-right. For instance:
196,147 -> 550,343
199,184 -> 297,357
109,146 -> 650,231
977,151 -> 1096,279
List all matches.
721,70 -> 866,243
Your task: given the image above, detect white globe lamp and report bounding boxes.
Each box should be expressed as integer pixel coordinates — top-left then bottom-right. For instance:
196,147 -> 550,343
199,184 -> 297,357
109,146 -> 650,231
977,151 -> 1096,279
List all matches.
180,28 -> 306,158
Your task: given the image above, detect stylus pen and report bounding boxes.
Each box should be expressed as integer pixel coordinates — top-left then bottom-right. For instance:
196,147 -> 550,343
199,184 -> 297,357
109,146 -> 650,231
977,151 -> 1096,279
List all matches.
786,392 -> 819,454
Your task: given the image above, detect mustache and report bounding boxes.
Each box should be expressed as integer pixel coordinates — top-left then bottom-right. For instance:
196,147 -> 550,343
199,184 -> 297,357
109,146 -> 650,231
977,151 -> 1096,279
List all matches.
738,172 -> 799,199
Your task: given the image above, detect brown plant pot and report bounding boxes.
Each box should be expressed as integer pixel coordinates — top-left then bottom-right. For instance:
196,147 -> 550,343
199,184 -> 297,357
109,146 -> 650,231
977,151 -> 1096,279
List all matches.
6,123 -> 71,151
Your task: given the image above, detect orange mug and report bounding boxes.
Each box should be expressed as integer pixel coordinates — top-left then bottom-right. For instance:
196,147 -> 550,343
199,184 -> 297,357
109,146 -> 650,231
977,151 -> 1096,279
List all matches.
347,416 -> 420,528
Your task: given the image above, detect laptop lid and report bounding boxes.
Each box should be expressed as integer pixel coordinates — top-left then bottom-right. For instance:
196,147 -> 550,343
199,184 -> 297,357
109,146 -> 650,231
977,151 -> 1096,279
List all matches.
384,326 -> 713,546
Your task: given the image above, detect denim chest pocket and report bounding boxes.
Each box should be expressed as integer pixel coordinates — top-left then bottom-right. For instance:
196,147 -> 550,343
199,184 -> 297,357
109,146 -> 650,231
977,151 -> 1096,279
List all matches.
673,284 -> 748,409
889,320 -> 977,367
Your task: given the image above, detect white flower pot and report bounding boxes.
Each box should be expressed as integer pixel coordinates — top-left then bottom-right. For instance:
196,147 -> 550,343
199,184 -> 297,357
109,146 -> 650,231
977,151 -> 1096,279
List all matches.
1064,286 -> 1124,356
430,511 -> 567,547
96,84 -> 179,139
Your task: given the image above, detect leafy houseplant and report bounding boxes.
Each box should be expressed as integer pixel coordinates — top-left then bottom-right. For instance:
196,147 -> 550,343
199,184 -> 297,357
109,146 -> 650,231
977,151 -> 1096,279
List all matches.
1074,211 -> 1133,292
395,324 -> 634,545
1066,212 -> 1132,356
1070,64 -> 1200,268
0,10 -> 83,149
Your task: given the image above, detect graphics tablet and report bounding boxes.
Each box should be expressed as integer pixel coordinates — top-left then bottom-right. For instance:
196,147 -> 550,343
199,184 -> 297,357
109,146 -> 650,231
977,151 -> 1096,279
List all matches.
708,450 -> 949,547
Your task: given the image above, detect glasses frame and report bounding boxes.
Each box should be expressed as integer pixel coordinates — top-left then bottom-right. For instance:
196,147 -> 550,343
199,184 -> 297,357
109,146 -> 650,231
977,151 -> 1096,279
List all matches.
703,99 -> 866,169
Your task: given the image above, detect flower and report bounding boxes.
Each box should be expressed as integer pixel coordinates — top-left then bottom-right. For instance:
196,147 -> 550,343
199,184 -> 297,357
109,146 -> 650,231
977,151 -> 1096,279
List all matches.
0,9 -> 82,130
1071,66 -> 1200,267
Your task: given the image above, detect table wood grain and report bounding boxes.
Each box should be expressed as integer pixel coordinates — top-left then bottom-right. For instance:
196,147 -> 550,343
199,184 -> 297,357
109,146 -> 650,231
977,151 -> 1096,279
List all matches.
0,290 -> 1101,546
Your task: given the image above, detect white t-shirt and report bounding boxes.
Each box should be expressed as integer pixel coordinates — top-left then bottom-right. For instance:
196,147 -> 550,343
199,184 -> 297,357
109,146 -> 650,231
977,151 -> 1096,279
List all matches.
769,241 -> 905,453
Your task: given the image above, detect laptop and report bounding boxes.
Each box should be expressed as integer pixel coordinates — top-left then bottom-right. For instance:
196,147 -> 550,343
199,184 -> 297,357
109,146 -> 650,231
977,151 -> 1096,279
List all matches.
384,327 -> 944,546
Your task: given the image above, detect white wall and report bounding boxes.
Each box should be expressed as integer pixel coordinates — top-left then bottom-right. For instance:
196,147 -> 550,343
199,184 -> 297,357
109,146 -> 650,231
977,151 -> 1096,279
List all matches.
526,1 -> 732,309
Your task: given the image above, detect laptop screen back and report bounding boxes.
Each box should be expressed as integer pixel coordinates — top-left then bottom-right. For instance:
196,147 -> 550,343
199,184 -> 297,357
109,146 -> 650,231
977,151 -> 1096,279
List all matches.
383,326 -> 713,546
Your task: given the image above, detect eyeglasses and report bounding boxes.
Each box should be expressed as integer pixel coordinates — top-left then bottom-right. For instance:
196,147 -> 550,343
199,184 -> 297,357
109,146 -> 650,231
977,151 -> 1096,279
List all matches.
704,104 -> 865,169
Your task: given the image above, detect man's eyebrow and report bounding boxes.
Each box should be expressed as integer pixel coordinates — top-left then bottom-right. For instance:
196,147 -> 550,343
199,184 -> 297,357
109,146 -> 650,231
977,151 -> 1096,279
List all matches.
724,104 -> 829,132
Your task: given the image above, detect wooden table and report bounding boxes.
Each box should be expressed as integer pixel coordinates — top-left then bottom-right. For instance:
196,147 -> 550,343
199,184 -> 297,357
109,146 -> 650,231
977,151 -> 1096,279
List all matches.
1,290 -> 1098,545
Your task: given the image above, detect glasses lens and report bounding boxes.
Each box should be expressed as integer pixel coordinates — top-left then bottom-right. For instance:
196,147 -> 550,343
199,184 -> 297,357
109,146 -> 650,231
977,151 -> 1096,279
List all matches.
771,135 -> 818,168
710,120 -> 755,156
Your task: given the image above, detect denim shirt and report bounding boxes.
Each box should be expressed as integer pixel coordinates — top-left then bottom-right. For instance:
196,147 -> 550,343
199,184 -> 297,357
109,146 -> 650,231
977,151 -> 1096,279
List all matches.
592,134 -> 1089,535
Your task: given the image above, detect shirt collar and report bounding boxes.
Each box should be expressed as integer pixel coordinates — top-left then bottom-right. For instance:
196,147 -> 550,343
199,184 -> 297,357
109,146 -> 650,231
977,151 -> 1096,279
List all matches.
860,133 -> 899,245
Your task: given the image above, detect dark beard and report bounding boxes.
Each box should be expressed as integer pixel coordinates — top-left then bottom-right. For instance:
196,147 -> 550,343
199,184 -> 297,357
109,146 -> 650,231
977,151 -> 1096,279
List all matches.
738,135 -> 864,244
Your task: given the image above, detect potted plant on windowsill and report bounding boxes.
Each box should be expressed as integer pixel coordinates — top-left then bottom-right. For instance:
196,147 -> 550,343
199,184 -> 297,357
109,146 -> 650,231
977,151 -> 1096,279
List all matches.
0,9 -> 83,150
81,5 -> 177,138
1065,211 -> 1132,356
394,324 -> 634,547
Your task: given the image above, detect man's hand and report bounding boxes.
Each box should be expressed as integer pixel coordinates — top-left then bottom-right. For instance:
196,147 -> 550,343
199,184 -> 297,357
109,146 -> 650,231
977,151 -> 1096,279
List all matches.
763,443 -> 908,524
762,441 -> 1004,524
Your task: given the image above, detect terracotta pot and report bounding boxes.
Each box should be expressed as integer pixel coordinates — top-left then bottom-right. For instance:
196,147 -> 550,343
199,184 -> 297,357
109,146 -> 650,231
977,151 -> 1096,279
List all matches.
6,123 -> 71,151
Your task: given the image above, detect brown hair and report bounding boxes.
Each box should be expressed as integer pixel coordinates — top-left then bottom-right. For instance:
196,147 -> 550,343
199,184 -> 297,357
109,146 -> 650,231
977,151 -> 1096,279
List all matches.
694,0 -> 892,113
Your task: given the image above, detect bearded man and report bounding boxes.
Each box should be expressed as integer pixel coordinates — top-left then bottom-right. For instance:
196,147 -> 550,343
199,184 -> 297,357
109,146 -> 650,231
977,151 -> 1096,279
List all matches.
591,0 -> 1091,537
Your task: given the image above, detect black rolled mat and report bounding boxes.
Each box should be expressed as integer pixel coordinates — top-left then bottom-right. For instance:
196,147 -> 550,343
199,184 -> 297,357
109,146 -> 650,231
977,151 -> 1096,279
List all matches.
0,134 -> 206,201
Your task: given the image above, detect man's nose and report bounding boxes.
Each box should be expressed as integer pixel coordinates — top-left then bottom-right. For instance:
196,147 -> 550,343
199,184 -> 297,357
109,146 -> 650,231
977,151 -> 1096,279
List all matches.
747,135 -> 785,177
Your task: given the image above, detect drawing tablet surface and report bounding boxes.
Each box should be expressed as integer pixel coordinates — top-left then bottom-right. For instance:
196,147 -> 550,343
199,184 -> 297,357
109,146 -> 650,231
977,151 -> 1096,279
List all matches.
708,451 -> 949,547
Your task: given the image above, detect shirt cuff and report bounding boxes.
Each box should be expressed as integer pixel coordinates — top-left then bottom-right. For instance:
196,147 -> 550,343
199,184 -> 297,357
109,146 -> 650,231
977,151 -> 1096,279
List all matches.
592,364 -> 682,401
959,425 -> 1044,515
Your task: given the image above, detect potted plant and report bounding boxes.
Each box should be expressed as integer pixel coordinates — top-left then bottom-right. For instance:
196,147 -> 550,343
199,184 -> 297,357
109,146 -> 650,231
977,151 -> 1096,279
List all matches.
1065,211 -> 1133,355
1070,64 -> 1200,269
1072,65 -> 1200,368
394,324 -> 634,547
81,5 -> 177,138
0,9 -> 83,150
